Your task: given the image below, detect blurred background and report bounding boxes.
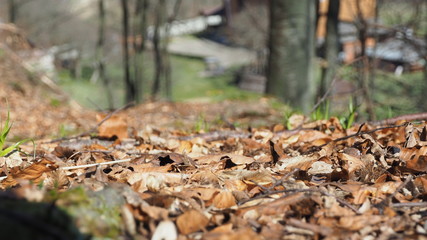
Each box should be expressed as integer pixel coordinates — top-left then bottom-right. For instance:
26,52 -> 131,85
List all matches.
0,0 -> 426,121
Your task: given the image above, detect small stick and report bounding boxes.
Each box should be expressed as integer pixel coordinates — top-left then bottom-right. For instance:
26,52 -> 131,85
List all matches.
391,202 -> 427,208
60,158 -> 133,170
287,218 -> 332,236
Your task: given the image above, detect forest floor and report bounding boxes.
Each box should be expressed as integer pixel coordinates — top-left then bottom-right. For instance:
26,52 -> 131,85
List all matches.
1,47 -> 427,240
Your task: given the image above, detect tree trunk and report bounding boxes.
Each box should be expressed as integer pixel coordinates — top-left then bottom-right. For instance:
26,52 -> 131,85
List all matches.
8,0 -> 16,23
97,0 -> 114,109
355,0 -> 375,120
319,0 -> 340,98
151,0 -> 164,98
132,0 -> 149,103
266,0 -> 316,113
121,0 -> 136,104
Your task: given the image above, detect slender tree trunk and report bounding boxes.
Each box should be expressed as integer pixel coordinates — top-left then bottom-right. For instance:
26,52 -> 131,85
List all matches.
96,0 -> 114,109
132,0 -> 149,102
356,1 -> 375,120
121,0 -> 136,103
319,0 -> 340,98
267,0 -> 316,112
151,0 -> 164,98
8,0 -> 16,23
163,0 -> 182,101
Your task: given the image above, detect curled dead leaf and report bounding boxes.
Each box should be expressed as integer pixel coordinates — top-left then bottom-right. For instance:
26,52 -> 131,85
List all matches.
1,158 -> 57,188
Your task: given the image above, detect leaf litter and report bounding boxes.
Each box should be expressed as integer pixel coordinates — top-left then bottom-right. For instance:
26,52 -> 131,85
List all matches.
2,105 -> 427,240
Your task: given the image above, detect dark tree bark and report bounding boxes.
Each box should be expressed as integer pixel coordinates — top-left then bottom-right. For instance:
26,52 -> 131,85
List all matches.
132,0 -> 149,102
96,0 -> 114,109
319,0 -> 340,98
151,0 -> 165,98
355,0 -> 375,120
121,0 -> 137,104
266,0 -> 317,112
8,0 -> 17,23
164,0 -> 182,101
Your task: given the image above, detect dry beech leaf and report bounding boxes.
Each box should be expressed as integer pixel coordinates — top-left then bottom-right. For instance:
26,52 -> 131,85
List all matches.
140,205 -> 169,221
307,161 -> 333,175
1,158 -> 57,188
339,152 -> 365,179
297,130 -> 331,143
278,155 -> 318,171
209,222 -> 233,234
178,140 -> 193,153
212,190 -> 236,209
287,114 -> 305,129
338,215 -> 385,231
4,151 -> 23,168
96,113 -> 128,140
401,146 -> 427,172
176,209 -> 209,234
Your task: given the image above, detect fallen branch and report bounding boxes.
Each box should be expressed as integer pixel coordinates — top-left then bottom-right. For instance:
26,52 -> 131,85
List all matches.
370,112 -> 427,126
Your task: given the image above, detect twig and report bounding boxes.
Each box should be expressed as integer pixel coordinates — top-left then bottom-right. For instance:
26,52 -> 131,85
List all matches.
60,158 -> 133,170
287,218 -> 332,236
391,202 -> 427,208
370,112 -> 427,126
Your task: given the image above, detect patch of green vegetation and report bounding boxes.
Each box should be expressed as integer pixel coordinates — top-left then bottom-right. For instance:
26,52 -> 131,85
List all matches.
339,99 -> 357,129
57,69 -> 124,109
373,71 -> 425,119
58,54 -> 263,109
0,110 -> 29,157
49,98 -> 61,107
311,101 -> 330,121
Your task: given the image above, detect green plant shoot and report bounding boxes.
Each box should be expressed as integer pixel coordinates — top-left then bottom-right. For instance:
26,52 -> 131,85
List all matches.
0,111 -> 29,157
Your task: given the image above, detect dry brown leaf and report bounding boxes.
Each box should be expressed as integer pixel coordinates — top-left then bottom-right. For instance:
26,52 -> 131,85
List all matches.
212,190 -> 236,209
1,158 -> 57,188
338,215 -> 385,231
96,113 -> 128,140
176,209 -> 209,234
339,152 -> 366,180
140,205 -> 169,221
401,146 -> 427,172
278,155 -> 318,171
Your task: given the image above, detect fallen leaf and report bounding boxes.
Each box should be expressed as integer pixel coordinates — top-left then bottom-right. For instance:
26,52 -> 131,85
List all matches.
96,113 -> 128,140
176,209 -> 209,234
212,190 -> 236,209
